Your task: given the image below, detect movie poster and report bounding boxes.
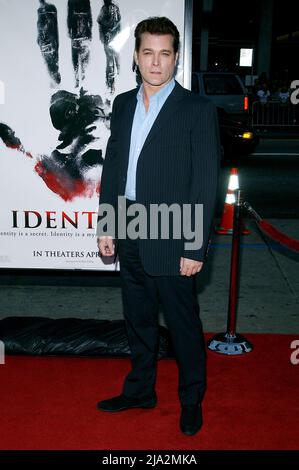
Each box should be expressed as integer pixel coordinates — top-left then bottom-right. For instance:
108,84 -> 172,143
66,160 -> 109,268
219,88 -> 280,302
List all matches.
0,0 -> 187,270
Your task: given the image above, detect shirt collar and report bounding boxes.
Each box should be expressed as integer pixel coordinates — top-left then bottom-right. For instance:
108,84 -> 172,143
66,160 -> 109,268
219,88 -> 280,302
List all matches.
137,78 -> 175,107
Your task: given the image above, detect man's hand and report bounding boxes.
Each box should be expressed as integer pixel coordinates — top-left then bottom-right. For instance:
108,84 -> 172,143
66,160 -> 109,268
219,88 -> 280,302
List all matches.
180,257 -> 203,276
97,236 -> 115,257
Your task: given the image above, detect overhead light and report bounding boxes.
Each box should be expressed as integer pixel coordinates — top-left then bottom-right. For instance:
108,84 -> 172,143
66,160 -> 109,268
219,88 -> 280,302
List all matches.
239,48 -> 253,67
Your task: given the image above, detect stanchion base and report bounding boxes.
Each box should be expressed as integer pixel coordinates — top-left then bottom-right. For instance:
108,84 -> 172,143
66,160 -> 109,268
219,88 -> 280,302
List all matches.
207,333 -> 253,355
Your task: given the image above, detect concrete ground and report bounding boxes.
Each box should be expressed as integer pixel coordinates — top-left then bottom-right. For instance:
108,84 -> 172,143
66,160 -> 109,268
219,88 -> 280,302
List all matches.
0,219 -> 298,334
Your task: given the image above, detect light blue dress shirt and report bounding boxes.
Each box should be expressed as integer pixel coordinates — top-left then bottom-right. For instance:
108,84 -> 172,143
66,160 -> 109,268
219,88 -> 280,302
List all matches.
125,78 -> 175,201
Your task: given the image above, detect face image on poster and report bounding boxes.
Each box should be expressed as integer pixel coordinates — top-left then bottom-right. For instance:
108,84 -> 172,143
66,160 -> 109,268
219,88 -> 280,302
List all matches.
0,0 -> 187,270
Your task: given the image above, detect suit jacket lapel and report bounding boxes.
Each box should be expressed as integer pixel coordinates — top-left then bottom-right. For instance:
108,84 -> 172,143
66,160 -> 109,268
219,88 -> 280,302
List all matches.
119,82 -> 185,182
141,81 -> 184,152
120,89 -> 138,175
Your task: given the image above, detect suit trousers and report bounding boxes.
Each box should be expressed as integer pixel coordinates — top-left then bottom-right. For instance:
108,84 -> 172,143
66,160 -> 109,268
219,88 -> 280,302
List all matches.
118,236 -> 207,406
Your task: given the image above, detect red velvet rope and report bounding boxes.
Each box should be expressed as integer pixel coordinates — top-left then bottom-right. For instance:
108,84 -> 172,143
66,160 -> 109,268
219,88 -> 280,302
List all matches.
257,220 -> 299,252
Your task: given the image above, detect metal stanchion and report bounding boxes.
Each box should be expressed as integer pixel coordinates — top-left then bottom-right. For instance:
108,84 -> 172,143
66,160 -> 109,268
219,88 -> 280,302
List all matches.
207,190 -> 253,355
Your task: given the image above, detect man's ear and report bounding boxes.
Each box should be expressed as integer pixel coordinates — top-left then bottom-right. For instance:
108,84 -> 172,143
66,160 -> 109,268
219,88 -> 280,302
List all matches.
175,52 -> 179,65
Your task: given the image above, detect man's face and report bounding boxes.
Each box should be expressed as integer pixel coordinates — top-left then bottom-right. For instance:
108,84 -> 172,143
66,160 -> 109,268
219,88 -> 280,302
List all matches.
134,33 -> 178,90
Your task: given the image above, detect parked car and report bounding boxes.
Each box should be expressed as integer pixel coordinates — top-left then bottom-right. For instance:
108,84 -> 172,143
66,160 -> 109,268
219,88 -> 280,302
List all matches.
218,109 -> 259,162
192,71 -> 249,123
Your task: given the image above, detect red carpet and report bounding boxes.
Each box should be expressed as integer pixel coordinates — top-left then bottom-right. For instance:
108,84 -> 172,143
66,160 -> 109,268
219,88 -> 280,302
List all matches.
0,334 -> 298,450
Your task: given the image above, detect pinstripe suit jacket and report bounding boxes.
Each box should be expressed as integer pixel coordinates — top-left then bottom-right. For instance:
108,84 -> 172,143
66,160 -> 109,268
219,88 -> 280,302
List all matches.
99,81 -> 220,275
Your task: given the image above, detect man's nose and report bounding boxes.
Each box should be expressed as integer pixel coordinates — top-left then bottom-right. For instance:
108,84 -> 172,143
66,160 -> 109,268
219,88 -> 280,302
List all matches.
152,53 -> 160,66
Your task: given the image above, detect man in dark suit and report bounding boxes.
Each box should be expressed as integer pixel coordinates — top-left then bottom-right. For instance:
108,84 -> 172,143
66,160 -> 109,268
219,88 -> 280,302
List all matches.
96,17 -> 220,436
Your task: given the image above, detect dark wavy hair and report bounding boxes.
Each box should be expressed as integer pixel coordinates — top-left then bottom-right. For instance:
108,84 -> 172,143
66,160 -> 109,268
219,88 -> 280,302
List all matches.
134,17 -> 180,53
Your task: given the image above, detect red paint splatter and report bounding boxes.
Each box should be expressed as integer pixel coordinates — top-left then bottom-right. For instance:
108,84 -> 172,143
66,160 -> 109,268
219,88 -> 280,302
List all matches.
4,143 -> 32,158
35,161 -> 97,202
7,143 -> 20,149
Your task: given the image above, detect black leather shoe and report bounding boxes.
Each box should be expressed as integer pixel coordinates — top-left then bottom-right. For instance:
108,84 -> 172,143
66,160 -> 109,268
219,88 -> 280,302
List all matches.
180,404 -> 203,436
97,394 -> 157,412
